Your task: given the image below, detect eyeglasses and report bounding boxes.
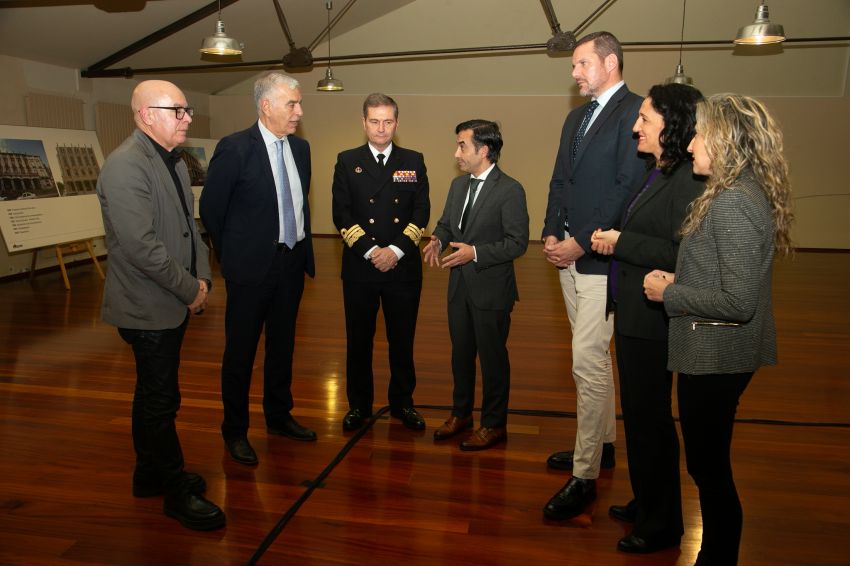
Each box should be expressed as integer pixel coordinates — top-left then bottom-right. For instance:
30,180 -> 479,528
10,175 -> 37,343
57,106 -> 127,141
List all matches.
148,106 -> 194,120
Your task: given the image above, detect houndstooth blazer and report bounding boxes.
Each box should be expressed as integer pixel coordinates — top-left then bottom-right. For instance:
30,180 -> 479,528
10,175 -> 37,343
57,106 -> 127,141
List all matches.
663,171 -> 778,375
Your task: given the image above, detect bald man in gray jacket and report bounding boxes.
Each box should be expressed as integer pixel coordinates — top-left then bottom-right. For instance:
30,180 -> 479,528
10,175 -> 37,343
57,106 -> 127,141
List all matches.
97,79 -> 224,531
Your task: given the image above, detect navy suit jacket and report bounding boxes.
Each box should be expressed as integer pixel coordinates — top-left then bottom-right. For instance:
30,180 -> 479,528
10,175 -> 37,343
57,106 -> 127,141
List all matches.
200,122 -> 315,285
332,144 -> 429,282
542,83 -> 646,275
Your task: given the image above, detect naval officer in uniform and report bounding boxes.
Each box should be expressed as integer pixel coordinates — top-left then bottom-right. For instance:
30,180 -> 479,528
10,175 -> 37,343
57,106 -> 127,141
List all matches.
332,93 -> 430,431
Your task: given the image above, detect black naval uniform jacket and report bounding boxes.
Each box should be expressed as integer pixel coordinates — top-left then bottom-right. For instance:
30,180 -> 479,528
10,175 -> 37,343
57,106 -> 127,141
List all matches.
332,144 -> 430,282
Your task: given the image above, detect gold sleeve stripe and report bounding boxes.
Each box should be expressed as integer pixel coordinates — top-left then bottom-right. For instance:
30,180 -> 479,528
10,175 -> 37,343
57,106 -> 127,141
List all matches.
403,223 -> 424,245
340,224 -> 366,248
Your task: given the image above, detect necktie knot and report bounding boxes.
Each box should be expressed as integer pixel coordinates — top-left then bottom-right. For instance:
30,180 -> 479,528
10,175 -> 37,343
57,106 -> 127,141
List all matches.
377,153 -> 385,168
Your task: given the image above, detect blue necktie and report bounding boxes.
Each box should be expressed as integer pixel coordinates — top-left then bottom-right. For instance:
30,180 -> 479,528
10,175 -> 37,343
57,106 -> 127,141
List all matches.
572,100 -> 599,160
276,139 -> 297,248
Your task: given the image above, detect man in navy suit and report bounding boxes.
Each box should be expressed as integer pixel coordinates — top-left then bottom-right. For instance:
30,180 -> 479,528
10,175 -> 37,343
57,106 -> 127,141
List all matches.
200,73 -> 317,467
332,93 -> 430,432
541,32 -> 647,519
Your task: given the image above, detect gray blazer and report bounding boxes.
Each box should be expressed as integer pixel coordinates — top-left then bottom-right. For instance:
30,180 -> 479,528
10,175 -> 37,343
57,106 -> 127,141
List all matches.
664,172 -> 777,374
432,166 -> 529,311
97,129 -> 211,330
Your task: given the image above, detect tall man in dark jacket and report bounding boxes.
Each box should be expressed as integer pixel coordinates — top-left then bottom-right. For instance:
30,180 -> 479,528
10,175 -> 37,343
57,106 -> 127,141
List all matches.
97,80 -> 224,530
200,73 -> 316,467
541,32 -> 646,520
332,93 -> 430,431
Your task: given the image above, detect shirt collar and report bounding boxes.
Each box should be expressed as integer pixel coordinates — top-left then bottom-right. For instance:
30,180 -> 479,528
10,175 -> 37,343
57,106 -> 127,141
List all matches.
592,80 -> 625,109
472,162 -> 496,182
258,119 -> 286,147
368,142 -> 393,161
144,133 -> 180,166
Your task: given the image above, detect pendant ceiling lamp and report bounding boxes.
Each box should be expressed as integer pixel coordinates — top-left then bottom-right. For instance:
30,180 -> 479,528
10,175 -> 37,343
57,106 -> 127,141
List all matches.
734,1 -> 786,45
317,1 -> 344,91
200,0 -> 243,56
665,0 -> 693,85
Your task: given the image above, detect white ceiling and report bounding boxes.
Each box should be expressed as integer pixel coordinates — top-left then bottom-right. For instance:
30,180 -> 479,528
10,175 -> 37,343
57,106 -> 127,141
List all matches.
0,0 -> 848,97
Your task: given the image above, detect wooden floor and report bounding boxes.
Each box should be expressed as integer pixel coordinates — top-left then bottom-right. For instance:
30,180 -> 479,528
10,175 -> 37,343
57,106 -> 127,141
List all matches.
1,238 -> 848,566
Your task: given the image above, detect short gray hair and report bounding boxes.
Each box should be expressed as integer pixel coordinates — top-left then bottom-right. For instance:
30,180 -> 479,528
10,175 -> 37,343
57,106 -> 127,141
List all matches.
254,73 -> 300,111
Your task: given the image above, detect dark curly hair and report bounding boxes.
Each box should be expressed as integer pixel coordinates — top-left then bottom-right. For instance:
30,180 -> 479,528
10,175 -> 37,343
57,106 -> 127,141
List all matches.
647,83 -> 703,173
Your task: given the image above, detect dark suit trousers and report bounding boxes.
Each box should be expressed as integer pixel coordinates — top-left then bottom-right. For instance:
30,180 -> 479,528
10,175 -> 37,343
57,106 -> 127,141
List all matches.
615,330 -> 684,540
221,242 -> 306,440
119,315 -> 188,491
342,278 -> 422,414
447,275 -> 511,428
678,371 -> 753,566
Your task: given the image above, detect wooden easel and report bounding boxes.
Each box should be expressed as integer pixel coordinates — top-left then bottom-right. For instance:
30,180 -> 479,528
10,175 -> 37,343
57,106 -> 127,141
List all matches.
30,238 -> 105,290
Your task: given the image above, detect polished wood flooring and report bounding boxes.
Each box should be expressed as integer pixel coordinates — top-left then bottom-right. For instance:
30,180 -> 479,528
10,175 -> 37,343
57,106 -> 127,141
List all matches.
1,239 -> 848,565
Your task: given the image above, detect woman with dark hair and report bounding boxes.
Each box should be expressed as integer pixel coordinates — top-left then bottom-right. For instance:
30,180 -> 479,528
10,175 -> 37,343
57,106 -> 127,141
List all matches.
644,93 -> 793,566
590,82 -> 704,553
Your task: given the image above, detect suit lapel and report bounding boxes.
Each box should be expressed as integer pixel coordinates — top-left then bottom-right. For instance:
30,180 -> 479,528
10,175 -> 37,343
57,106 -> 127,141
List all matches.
623,168 -> 666,226
136,131 -> 185,216
574,84 -> 629,167
356,145 -> 395,195
250,124 -> 277,201
465,167 -> 500,232
288,135 -> 310,199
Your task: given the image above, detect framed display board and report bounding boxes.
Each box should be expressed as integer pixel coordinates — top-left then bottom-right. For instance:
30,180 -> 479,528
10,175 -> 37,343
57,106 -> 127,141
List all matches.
0,125 -> 105,252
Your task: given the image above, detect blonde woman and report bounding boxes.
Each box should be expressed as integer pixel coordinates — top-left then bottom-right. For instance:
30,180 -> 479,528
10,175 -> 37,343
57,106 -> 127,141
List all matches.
644,93 -> 793,566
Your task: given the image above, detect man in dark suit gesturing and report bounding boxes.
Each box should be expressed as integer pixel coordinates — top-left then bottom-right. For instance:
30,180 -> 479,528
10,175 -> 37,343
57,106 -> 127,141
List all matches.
424,120 -> 529,451
200,73 -> 316,467
332,93 -> 430,431
541,32 -> 646,520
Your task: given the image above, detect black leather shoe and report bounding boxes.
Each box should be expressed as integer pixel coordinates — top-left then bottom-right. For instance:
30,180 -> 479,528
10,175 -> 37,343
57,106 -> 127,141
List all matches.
390,407 -> 426,431
268,415 -> 317,441
609,499 -> 637,523
163,490 -> 226,531
547,442 -> 615,471
543,476 -> 597,520
342,409 -> 371,431
225,437 -> 258,466
133,471 -> 206,498
617,532 -> 681,553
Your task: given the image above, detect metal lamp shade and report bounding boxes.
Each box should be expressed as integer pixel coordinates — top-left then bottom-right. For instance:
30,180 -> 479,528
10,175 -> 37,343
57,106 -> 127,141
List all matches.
200,20 -> 243,55
734,4 -> 785,45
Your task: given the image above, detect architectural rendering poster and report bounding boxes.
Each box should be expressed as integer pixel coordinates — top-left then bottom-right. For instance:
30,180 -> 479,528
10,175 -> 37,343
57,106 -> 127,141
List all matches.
180,137 -> 218,219
0,125 -> 106,252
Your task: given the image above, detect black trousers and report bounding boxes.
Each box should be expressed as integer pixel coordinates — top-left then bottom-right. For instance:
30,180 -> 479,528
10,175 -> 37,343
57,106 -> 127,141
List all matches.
447,276 -> 511,428
678,371 -> 753,566
342,278 -> 422,414
615,331 -> 684,540
221,242 -> 306,440
119,315 -> 188,491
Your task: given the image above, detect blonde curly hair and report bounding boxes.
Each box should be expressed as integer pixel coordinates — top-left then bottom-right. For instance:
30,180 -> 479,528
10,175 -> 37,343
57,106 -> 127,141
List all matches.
682,93 -> 794,256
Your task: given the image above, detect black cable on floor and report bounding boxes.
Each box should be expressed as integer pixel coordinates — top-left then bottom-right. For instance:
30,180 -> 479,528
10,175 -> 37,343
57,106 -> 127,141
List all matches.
245,405 -> 391,566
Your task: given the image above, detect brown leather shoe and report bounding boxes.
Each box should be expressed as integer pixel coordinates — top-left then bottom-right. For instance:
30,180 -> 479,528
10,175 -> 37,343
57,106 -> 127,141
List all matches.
460,426 -> 507,451
433,415 -> 473,441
